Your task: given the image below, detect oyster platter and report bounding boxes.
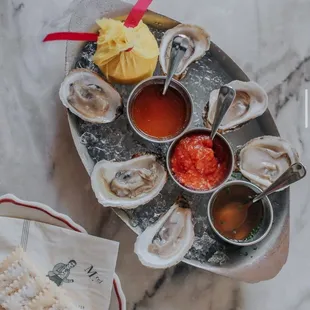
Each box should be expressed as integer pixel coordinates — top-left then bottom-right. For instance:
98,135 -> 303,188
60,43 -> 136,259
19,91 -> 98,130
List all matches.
56,0 -> 305,282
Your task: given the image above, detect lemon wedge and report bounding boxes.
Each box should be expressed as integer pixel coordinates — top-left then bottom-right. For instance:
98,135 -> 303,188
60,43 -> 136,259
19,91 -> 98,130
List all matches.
93,18 -> 159,84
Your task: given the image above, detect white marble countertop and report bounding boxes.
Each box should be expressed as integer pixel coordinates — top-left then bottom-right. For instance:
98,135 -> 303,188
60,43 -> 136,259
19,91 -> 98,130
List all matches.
1,0 -> 310,309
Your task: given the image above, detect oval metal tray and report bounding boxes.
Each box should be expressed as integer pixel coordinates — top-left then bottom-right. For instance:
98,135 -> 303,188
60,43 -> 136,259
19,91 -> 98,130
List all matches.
65,0 -> 289,282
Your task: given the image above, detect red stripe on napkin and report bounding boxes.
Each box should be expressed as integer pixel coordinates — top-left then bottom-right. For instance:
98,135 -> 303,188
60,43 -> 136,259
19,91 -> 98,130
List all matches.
124,0 -> 153,28
43,32 -> 98,42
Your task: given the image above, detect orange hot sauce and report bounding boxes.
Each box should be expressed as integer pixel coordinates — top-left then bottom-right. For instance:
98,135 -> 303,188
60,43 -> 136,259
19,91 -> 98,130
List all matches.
131,84 -> 188,138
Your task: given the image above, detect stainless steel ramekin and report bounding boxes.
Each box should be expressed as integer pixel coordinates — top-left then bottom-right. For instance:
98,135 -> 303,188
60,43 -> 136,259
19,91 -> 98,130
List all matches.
166,127 -> 234,194
127,76 -> 193,143
207,180 -> 273,246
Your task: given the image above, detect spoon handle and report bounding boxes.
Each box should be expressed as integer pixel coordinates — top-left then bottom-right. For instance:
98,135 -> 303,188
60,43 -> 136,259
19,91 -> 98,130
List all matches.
210,86 -> 236,140
252,163 -> 307,203
163,35 -> 190,95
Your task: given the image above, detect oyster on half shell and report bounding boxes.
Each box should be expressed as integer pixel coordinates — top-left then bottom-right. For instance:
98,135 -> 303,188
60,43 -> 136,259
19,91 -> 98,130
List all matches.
204,80 -> 268,132
134,198 -> 194,268
91,155 -> 167,209
236,136 -> 299,190
59,69 -> 122,123
159,24 -> 210,79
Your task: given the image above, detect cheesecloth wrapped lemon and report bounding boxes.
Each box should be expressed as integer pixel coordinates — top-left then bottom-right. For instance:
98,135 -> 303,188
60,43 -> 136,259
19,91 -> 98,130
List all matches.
93,18 -> 159,84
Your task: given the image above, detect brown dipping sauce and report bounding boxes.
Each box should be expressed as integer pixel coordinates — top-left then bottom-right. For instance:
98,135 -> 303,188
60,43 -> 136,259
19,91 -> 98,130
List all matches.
212,185 -> 263,240
130,84 -> 188,138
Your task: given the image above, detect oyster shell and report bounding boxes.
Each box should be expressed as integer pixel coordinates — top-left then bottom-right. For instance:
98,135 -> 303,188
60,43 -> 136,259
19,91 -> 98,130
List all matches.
91,155 -> 167,209
134,198 -> 194,268
159,24 -> 210,79
59,69 -> 122,123
205,80 -> 268,132
237,136 -> 299,190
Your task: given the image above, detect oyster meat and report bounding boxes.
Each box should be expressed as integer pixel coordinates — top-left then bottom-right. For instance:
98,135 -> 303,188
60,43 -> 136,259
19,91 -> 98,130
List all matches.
91,155 -> 167,208
237,136 -> 299,190
205,80 -> 268,132
110,164 -> 157,198
134,198 -> 194,268
159,24 -> 210,79
59,69 -> 122,123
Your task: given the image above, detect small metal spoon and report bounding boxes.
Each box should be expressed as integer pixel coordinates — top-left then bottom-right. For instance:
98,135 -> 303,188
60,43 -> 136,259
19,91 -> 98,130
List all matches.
219,163 -> 307,232
210,85 -> 236,140
162,34 -> 190,95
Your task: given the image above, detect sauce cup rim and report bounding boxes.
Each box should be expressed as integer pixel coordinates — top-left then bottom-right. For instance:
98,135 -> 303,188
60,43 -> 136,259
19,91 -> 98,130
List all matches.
207,180 -> 274,246
126,76 -> 193,144
166,127 -> 234,194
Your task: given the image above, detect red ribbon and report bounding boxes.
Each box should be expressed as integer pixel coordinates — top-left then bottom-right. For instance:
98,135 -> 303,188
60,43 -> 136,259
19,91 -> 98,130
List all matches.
43,32 -> 98,42
124,0 -> 153,28
43,0 -> 153,43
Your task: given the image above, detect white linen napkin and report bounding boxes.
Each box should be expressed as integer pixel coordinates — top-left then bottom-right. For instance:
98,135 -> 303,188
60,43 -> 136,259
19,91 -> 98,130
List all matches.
0,217 -> 119,310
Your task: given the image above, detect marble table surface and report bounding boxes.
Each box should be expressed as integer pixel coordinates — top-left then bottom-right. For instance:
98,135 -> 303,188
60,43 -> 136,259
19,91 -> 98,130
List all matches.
1,0 -> 310,309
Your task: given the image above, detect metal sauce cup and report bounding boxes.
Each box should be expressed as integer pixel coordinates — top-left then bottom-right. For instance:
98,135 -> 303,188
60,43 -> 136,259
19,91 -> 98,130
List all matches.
207,180 -> 273,246
127,76 -> 193,143
166,128 -> 234,194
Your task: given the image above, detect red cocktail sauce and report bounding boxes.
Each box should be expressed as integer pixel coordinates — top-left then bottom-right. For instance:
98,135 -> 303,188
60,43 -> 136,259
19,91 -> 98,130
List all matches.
131,84 -> 188,138
171,134 -> 230,190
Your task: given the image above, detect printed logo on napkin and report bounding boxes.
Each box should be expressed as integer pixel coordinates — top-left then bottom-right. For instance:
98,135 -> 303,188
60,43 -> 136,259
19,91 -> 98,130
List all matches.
0,217 -> 119,310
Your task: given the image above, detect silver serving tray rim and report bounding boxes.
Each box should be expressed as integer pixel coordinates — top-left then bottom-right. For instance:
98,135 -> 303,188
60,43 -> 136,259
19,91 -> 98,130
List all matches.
65,0 -> 289,283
